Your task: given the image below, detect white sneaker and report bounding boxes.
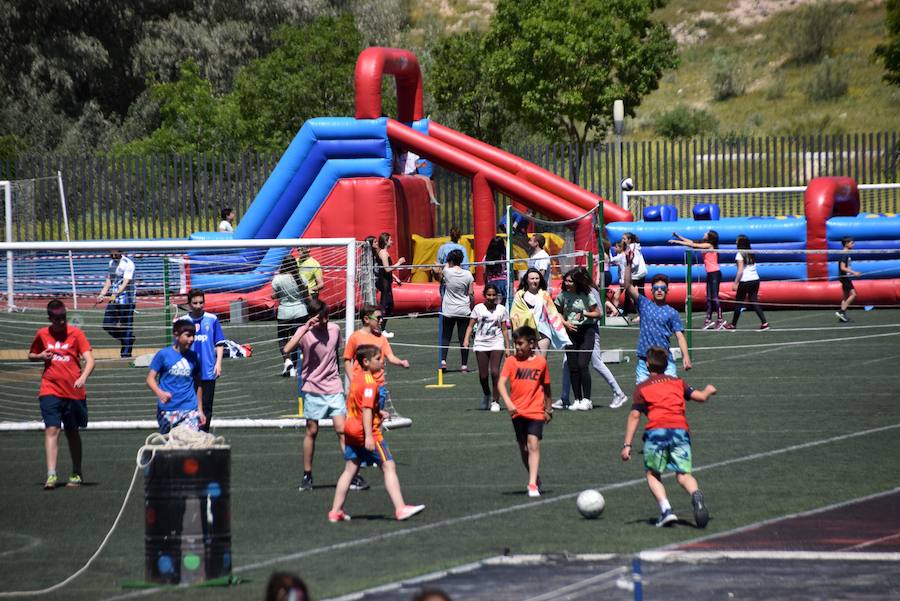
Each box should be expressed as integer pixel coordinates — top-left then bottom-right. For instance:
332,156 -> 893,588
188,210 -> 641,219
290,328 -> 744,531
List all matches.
567,400 -> 581,411
289,367 -> 297,378
609,393 -> 628,409
383,331 -> 395,338
395,504 -> 425,521
579,399 -> 593,410
527,483 -> 541,498
551,399 -> 565,410
281,359 -> 293,377
490,401 -> 501,413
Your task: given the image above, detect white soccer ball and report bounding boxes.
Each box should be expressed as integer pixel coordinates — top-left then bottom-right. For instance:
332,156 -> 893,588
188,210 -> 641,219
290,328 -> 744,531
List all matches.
576,489 -> 606,519
620,177 -> 634,192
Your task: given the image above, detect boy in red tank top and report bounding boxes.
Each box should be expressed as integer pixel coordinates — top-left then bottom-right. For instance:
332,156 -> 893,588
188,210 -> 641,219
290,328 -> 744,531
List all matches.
28,300 -> 95,489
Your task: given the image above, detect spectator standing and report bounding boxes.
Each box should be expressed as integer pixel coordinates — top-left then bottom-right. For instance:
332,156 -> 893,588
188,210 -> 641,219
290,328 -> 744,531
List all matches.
836,236 -> 861,322
374,232 -> 406,338
98,249 -> 136,358
272,253 -> 310,377
297,247 -> 325,300
28,299 -> 95,489
433,249 -> 474,372
527,234 -> 551,282
723,235 -> 769,331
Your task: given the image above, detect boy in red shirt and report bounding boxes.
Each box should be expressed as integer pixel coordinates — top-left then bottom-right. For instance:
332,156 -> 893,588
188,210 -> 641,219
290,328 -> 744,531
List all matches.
498,326 -> 553,498
621,346 -> 717,528
28,300 -> 95,489
328,345 -> 424,523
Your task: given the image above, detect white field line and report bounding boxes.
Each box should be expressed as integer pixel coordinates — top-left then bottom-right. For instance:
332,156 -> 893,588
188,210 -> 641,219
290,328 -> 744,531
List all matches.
650,484 -> 900,557
519,566 -> 628,601
95,422 -> 900,601
641,550 -> 900,562
840,532 -> 900,552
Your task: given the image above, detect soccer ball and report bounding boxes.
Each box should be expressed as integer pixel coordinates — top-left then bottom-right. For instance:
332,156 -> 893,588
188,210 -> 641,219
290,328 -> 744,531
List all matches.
620,177 -> 634,192
576,489 -> 606,519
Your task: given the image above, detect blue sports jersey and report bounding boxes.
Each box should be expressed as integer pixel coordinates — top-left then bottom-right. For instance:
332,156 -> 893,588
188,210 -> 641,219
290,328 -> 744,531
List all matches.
635,295 -> 684,360
186,312 -> 225,381
149,346 -> 200,412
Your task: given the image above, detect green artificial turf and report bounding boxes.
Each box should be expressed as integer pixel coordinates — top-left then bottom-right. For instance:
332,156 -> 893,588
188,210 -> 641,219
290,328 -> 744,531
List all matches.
1,308 -> 899,599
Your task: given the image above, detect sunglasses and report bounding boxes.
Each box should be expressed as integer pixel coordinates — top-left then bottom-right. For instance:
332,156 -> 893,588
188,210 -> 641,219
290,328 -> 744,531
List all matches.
651,285 -> 668,292
50,314 -> 68,322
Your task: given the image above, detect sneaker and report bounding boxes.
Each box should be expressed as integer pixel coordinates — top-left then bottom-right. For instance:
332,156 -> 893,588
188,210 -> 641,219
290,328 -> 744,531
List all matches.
722,323 -> 736,331
551,399 -> 566,410
298,474 -> 313,492
489,401 -> 501,413
567,400 -> 582,411
396,504 -> 426,521
382,331 -> 395,339
461,365 -> 469,373
609,392 -> 628,409
480,395 -> 490,410
349,474 -> 370,491
527,483 -> 541,498
758,322 -> 770,331
328,509 -> 351,522
289,367 -> 297,378
691,490 -> 710,528
656,508 -> 678,527
440,360 -> 447,371
836,311 -> 849,323
281,359 -> 293,377
702,319 -> 715,330
44,474 -> 58,490
66,474 -> 82,488
579,399 -> 593,410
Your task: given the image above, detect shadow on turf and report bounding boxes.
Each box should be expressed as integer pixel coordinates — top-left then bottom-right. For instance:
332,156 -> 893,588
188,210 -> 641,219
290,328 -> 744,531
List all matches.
42,481 -> 98,490
630,516 -> 709,529
500,489 -> 553,497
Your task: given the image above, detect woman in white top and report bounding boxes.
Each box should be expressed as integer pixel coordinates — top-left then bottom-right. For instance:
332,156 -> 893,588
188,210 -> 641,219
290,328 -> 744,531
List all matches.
463,283 -> 510,411
620,232 -> 647,318
272,253 -> 310,376
433,248 -> 474,371
723,235 -> 769,330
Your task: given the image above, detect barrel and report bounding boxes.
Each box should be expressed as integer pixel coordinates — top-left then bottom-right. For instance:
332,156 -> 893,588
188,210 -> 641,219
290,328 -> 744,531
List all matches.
143,447 -> 231,585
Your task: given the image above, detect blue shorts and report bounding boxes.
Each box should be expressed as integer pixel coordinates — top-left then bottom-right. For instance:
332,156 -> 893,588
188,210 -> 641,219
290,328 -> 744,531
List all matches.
157,408 -> 201,434
344,439 -> 393,466
302,392 -> 347,421
635,358 -> 677,384
642,428 -> 693,475
39,395 -> 88,430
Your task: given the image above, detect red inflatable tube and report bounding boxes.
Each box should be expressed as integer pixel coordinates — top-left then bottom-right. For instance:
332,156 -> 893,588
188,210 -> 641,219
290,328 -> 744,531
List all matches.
355,47 -> 423,122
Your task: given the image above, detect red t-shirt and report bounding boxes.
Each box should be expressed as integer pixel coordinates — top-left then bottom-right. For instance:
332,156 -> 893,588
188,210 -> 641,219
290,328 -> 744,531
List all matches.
343,330 -> 392,386
632,374 -> 694,431
29,326 -> 92,400
500,354 -> 550,420
343,371 -> 384,445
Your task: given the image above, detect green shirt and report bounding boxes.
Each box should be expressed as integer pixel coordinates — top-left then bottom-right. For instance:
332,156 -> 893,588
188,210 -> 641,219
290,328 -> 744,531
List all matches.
554,290 -> 595,327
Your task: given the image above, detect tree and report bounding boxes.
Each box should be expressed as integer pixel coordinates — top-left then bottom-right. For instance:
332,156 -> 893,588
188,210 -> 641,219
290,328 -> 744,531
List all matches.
429,31 -> 512,147
229,15 -> 362,151
483,0 -> 678,182
875,0 -> 900,86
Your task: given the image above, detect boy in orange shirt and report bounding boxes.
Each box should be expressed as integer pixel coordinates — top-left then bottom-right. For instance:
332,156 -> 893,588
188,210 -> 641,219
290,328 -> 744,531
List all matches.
621,345 -> 717,528
498,325 -> 553,498
342,304 -> 410,491
328,345 -> 425,523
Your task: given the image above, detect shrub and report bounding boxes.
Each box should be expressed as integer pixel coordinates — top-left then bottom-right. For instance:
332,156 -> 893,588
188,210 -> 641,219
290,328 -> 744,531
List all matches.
778,2 -> 848,64
653,106 -> 719,139
765,73 -> 786,100
708,51 -> 745,100
806,57 -> 849,101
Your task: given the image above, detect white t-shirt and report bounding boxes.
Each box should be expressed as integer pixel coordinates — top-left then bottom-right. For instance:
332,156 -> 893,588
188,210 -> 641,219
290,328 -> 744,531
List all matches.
218,220 -> 233,233
400,152 -> 420,175
628,243 -> 648,279
470,303 -> 509,351
735,253 -> 759,282
528,249 -> 550,278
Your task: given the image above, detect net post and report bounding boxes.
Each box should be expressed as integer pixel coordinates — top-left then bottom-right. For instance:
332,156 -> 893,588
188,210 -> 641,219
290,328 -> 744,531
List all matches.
163,256 -> 172,341
424,367 -> 455,389
57,171 -> 78,309
506,204 -> 513,314
597,201 -> 606,328
632,556 -> 643,601
3,181 -> 12,311
684,248 -> 693,353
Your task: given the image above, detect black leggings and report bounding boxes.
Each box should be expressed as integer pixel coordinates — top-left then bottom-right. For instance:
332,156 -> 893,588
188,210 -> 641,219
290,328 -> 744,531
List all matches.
623,278 -> 646,316
377,281 -> 394,329
440,315 -> 470,366
566,325 -> 595,400
731,279 -> 766,325
476,350 -> 504,401
706,271 -> 722,319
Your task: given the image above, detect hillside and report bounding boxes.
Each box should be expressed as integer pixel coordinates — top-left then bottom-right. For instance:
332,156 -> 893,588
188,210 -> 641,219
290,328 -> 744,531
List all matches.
410,0 -> 898,138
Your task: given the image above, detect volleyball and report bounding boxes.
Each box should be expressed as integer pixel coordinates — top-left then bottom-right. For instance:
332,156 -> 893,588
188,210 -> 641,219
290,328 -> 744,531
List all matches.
576,489 -> 606,519
621,177 -> 634,191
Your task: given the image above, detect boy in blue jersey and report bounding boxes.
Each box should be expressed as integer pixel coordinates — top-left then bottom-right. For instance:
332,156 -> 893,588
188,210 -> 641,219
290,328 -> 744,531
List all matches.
184,289 -> 225,432
146,319 -> 204,433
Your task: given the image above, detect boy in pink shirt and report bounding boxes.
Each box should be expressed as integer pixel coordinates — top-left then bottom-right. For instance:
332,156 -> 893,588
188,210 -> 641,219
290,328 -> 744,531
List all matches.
283,299 -> 345,492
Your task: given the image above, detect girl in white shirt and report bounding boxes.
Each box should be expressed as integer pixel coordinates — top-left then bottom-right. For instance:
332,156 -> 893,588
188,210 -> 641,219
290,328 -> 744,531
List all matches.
724,235 -> 769,330
463,284 -> 510,411
621,232 -> 647,318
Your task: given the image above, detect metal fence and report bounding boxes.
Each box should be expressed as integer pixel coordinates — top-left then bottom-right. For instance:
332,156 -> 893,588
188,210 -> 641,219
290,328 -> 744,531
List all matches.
2,132 -> 898,242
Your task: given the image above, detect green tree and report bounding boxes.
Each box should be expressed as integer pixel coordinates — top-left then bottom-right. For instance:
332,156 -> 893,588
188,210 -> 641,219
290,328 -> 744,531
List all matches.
430,31 -> 512,147
483,0 -> 678,183
875,0 -> 900,86
229,15 -> 363,151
